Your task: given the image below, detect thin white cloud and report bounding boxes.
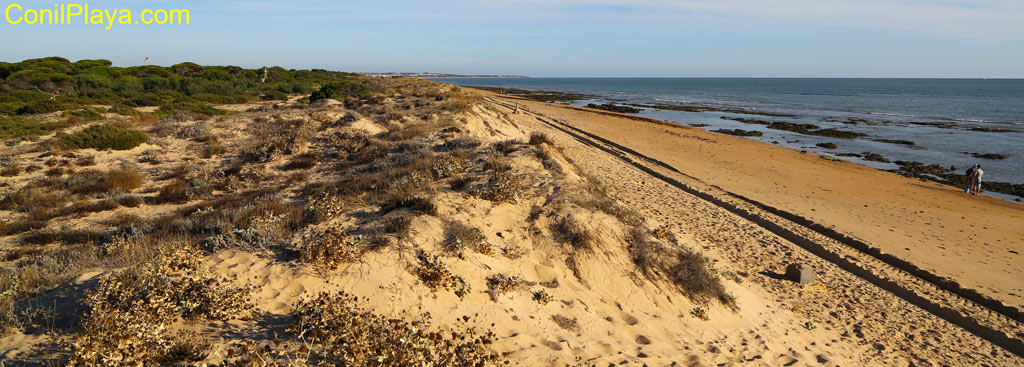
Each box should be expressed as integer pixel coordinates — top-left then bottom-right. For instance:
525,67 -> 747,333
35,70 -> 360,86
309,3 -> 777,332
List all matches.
502,0 -> 1024,42
224,0 -> 1023,42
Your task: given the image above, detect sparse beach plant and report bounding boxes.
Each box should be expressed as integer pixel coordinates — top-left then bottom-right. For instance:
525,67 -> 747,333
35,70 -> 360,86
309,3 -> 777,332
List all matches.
528,132 -> 552,146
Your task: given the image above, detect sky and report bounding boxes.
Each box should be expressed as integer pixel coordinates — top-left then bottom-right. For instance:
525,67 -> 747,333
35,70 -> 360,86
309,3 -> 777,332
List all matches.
1,0 -> 1022,77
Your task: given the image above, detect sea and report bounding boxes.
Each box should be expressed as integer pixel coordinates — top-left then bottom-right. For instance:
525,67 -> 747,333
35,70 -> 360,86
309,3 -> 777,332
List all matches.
432,78 -> 1024,199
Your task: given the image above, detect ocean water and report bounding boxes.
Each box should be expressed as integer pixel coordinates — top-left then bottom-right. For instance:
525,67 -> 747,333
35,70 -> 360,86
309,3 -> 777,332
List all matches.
433,78 -> 1024,190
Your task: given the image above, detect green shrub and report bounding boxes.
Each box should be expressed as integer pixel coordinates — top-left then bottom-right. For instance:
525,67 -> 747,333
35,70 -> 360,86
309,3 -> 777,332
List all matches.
59,125 -> 148,150
0,102 -> 22,115
260,89 -> 288,101
309,78 -> 386,103
0,116 -> 50,138
130,93 -> 165,106
62,108 -> 105,122
190,93 -> 252,104
15,99 -> 78,115
107,104 -> 141,116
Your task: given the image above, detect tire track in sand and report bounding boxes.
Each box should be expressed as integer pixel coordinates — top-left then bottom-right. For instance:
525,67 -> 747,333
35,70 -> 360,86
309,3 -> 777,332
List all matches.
484,97 -> 1024,360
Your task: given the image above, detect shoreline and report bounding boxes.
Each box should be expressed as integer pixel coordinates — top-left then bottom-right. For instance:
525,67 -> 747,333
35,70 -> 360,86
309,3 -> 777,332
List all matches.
458,85 -> 1024,200
473,87 -> 1024,313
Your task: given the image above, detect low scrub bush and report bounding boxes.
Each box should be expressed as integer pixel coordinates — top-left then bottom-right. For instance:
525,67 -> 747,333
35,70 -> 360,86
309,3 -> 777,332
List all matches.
442,220 -> 490,257
478,171 -> 521,203
59,125 -> 148,150
275,291 -> 500,366
0,116 -> 52,139
528,132 -> 552,146
380,195 -> 436,216
107,104 -> 141,116
154,180 -> 193,204
554,215 -> 596,252
1,164 -> 22,177
16,99 -> 78,115
62,108 -> 105,122
296,226 -> 364,271
415,251 -> 470,298
65,167 -> 143,194
0,187 -> 66,212
282,152 -> 318,170
486,273 -> 526,301
67,248 -> 253,366
668,250 -> 735,307
22,227 -> 103,245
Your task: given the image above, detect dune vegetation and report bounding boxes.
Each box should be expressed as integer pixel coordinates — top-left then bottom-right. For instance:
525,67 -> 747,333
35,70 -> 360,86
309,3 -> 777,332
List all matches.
0,58 -> 742,366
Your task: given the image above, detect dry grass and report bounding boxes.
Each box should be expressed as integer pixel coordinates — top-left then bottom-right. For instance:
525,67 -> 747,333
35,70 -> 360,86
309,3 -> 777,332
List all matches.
380,211 -> 413,235
22,227 -> 103,245
201,135 -> 226,158
380,195 -> 437,216
0,187 -> 66,213
626,229 -> 735,308
1,164 -> 22,177
282,152 -> 318,170
528,132 -> 552,146
154,180 -> 190,204
104,167 -> 144,192
668,250 -> 735,307
553,215 -> 596,252
442,220 -> 490,257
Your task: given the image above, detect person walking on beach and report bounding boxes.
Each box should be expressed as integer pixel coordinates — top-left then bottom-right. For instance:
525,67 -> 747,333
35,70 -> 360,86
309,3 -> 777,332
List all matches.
972,164 -> 984,195
965,165 -> 977,194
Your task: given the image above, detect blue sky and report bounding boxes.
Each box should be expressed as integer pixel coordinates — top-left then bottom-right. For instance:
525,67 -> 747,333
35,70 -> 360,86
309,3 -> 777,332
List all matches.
1,0 -> 1022,77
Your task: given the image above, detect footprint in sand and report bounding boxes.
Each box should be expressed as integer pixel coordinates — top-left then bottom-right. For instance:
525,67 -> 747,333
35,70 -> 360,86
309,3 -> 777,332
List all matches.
774,354 -> 800,366
621,313 -> 639,325
542,339 -> 564,351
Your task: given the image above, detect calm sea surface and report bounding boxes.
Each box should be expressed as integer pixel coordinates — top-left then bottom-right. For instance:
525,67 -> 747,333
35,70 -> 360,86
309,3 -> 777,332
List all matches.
433,78 -> 1024,193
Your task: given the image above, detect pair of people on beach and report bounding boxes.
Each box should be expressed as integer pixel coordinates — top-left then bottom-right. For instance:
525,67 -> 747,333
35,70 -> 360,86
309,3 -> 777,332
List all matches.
966,164 -> 983,195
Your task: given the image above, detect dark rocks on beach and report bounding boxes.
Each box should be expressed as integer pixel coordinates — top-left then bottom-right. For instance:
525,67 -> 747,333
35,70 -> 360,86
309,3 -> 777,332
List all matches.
968,127 -> 1017,133
721,116 -> 770,125
822,117 -> 871,125
628,103 -> 796,117
808,128 -> 866,139
860,152 -> 890,163
713,129 -> 764,137
908,121 -> 956,129
816,142 -> 838,149
966,152 -> 1009,160
873,139 -> 916,146
688,123 -> 710,128
586,103 -> 641,114
785,263 -> 814,285
894,161 -> 949,177
473,86 -> 590,103
764,121 -> 866,139
836,153 -> 861,158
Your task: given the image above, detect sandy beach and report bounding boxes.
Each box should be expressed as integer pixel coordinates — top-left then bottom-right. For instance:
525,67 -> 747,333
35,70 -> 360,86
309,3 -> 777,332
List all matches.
479,90 -> 1024,311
